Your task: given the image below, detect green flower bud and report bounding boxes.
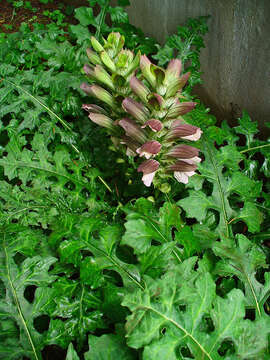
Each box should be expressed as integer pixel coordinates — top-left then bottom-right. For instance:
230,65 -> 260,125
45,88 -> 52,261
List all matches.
91,36 -> 104,52
94,65 -> 114,90
100,51 -> 116,72
86,48 -> 102,65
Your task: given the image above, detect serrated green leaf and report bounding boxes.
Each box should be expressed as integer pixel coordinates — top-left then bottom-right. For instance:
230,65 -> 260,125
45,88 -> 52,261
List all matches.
80,257 -> 104,289
66,343 -> 80,360
0,133 -> 96,198
237,202 -> 264,233
213,234 -> 270,316
217,144 -> 244,171
122,200 -> 184,264
233,316 -> 270,359
235,110 -> 259,144
87,224 -> 143,290
152,44 -> 174,66
123,261 -> 269,359
84,333 -> 135,360
109,7 -> 129,24
69,24 -> 91,44
178,141 -> 263,239
178,190 -> 214,222
46,284 -> 104,349
174,225 -> 201,258
227,172 -> 262,199
49,213 -> 142,291
122,218 -> 158,253
0,230 -> 57,360
36,39 -> 78,70
74,7 -> 97,27
138,242 -> 176,278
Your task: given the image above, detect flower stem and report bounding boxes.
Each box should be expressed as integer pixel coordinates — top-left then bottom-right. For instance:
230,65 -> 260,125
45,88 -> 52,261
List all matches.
95,1 -> 109,41
240,143 -> 270,154
98,175 -> 112,192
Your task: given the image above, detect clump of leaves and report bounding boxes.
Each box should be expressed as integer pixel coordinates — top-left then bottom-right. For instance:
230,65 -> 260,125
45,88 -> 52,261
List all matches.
123,257 -> 270,359
178,109 -> 269,246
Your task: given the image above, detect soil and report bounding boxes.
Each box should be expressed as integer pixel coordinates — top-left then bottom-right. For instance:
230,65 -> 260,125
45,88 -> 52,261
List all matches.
0,0 -> 89,33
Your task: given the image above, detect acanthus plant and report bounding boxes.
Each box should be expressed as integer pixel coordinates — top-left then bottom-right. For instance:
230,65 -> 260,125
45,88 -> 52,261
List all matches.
80,32 -> 202,191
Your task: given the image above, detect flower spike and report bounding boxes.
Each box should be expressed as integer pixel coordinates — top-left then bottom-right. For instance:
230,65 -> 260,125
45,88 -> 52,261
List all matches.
83,64 -> 95,77
168,160 -> 197,185
90,36 -> 104,52
94,65 -> 114,90
81,32 -> 203,189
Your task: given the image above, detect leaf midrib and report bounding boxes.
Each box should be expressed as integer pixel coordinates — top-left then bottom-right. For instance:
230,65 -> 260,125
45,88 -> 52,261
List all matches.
143,305 -> 213,360
204,141 -> 230,237
3,237 -> 40,360
140,214 -> 182,263
86,242 -> 144,291
0,159 -> 90,190
230,263 -> 261,316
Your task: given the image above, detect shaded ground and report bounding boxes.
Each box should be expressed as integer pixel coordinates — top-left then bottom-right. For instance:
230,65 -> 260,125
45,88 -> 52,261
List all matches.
0,0 -> 89,32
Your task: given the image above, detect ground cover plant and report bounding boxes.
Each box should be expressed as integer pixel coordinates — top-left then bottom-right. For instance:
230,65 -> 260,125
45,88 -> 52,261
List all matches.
0,1 -> 270,359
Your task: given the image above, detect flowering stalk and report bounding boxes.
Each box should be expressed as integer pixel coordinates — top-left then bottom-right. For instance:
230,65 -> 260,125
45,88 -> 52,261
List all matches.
81,32 -> 202,191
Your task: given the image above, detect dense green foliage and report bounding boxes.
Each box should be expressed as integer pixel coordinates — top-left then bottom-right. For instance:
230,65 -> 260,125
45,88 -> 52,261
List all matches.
0,1 -> 269,359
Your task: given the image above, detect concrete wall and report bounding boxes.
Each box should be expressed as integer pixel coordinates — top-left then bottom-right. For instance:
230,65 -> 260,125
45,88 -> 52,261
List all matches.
126,0 -> 270,134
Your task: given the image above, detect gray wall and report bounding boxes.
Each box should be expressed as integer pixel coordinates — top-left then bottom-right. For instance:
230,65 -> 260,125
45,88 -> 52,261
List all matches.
127,0 -> 270,133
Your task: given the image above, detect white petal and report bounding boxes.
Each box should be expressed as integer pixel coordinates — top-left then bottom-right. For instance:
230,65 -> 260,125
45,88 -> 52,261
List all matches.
142,171 -> 156,186
141,151 -> 153,159
136,147 -> 153,159
126,148 -> 136,156
142,151 -> 152,159
185,171 -> 196,177
182,129 -> 203,141
174,171 -> 188,184
174,171 -> 196,184
179,156 -> 201,164
192,156 -> 201,163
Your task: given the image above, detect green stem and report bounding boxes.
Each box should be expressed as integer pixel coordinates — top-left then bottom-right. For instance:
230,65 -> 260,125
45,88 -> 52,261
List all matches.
98,175 -> 112,193
95,1 -> 109,40
240,143 -> 270,154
